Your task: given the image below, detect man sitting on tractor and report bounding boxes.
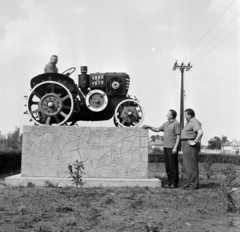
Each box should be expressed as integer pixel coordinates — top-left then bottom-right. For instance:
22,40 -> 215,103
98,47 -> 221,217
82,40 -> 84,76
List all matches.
44,55 -> 58,73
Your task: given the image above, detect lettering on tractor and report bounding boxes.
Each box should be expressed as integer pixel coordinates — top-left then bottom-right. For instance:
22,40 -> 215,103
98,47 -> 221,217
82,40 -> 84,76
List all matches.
25,66 -> 144,127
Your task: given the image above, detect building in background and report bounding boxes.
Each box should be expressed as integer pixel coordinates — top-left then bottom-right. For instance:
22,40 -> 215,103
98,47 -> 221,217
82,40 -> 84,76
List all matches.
222,140 -> 240,154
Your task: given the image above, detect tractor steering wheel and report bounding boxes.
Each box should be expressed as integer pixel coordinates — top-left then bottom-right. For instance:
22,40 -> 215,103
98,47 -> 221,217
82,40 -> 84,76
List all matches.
62,67 -> 76,77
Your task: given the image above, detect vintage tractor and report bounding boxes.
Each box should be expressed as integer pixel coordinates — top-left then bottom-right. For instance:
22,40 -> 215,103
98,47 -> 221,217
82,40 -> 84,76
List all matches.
25,66 -> 144,127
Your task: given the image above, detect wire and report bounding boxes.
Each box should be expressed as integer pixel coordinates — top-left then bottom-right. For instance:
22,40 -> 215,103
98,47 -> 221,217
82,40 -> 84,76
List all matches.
158,78 -> 180,101
145,74 -> 181,113
183,0 -> 237,61
143,0 -> 237,111
191,12 -> 240,61
193,25 -> 240,65
144,72 -> 178,109
143,71 -> 174,107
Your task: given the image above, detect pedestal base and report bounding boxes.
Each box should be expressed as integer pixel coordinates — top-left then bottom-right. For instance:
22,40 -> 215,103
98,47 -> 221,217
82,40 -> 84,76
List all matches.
5,174 -> 161,188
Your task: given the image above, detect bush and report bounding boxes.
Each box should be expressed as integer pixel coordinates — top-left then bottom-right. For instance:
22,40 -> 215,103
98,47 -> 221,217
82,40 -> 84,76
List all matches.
149,153 -> 240,164
0,152 -> 21,173
200,153 -> 240,164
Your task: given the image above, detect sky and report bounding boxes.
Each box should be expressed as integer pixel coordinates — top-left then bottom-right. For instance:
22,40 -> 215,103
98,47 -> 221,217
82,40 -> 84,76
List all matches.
0,0 -> 239,145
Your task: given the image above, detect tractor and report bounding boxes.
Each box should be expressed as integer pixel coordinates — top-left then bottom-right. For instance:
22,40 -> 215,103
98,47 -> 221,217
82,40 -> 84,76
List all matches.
25,66 -> 144,127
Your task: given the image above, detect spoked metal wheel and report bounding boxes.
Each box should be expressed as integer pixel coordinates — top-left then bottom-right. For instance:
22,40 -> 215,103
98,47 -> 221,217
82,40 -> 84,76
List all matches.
114,99 -> 144,127
27,81 -> 74,125
113,117 -> 121,127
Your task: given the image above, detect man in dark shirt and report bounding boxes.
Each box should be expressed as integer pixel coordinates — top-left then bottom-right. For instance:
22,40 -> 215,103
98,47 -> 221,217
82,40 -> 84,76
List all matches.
44,55 -> 58,73
143,109 -> 180,188
181,108 -> 203,190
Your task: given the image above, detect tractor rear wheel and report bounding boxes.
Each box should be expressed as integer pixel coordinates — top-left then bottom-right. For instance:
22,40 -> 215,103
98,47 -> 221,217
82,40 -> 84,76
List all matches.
27,81 -> 74,125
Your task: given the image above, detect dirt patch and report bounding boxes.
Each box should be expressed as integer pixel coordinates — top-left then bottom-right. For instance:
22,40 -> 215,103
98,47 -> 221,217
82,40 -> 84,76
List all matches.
0,164 -> 239,232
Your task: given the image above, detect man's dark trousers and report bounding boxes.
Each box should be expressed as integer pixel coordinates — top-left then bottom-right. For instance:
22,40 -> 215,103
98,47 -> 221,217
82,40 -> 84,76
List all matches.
164,148 -> 179,187
182,141 -> 200,188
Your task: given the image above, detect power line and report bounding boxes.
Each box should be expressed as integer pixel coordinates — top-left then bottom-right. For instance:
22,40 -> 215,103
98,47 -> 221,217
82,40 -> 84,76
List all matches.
143,0 -> 237,113
144,72 -> 178,109
146,77 -> 181,114
143,72 -> 174,107
156,78 -> 180,102
145,63 -> 191,111
191,12 -> 240,61
145,64 -> 192,115
193,25 -> 240,65
183,0 -> 237,61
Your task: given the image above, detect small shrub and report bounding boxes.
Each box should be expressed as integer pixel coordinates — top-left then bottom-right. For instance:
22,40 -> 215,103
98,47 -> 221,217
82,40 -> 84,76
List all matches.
18,205 -> 27,215
127,191 -> 137,200
203,156 -> 214,179
86,207 -> 102,227
219,185 -> 238,213
27,181 -> 35,187
130,195 -> 144,208
56,206 -> 74,213
45,180 -> 58,188
219,165 -> 239,213
227,219 -> 235,228
68,159 -> 85,196
104,196 -> 115,205
145,222 -> 161,232
221,165 -> 237,185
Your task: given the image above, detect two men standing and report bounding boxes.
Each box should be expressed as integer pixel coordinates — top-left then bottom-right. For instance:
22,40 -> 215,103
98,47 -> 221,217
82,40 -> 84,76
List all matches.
143,108 -> 203,190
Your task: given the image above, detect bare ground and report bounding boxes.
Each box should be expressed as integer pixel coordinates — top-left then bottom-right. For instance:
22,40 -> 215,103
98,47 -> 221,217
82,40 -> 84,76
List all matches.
0,163 -> 239,232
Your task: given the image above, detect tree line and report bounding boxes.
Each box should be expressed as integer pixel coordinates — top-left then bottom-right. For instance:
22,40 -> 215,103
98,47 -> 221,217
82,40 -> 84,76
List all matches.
150,134 -> 229,150
0,127 -> 22,153
207,136 -> 229,150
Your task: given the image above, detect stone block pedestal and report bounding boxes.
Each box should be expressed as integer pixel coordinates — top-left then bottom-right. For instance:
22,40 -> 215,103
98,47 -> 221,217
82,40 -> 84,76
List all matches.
5,126 -> 161,187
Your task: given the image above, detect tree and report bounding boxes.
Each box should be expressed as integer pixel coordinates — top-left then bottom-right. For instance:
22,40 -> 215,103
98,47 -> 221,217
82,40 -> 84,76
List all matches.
207,136 -> 229,150
222,135 -> 229,145
7,127 -> 22,151
0,127 -> 22,152
150,134 -> 163,142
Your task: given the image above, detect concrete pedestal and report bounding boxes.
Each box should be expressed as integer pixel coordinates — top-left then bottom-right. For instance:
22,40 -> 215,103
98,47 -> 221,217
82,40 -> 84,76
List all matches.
5,126 -> 161,187
5,174 -> 161,187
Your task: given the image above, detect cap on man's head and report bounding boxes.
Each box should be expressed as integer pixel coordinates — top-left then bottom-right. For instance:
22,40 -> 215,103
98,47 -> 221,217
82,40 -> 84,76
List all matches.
51,55 -> 58,59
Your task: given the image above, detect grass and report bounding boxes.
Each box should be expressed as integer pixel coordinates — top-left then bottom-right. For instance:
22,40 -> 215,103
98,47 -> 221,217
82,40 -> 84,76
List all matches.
0,163 -> 239,232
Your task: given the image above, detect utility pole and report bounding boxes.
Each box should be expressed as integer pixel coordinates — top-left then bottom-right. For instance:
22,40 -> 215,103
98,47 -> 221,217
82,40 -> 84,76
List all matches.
173,61 -> 192,132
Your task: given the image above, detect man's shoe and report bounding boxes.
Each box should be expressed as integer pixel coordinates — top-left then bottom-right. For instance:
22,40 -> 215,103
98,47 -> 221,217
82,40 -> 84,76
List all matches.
190,185 -> 195,190
183,184 -> 197,190
170,184 -> 178,189
190,184 -> 198,190
180,184 -> 190,189
163,183 -> 172,188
